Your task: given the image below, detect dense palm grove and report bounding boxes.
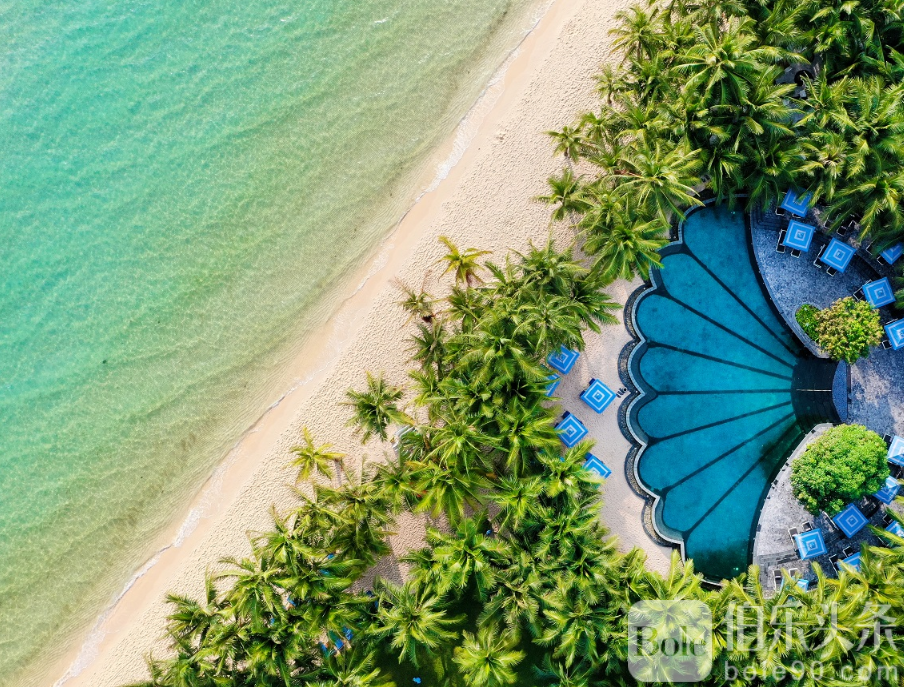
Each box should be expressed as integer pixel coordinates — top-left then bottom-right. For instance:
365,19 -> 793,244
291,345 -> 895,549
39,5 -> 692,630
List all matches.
541,0 -> 904,301
130,1 -> 904,685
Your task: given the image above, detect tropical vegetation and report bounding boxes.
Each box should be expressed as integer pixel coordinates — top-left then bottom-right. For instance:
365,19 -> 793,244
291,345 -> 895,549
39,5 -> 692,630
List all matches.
538,0 -> 904,299
795,303 -> 820,341
127,236 -> 904,687
125,0 -> 904,685
792,424 -> 890,514
799,297 -> 884,362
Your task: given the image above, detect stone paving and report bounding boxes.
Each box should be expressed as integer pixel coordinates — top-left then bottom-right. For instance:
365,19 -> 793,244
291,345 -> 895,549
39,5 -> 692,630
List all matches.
750,206 -> 904,437
753,424 -> 898,590
749,205 -> 904,590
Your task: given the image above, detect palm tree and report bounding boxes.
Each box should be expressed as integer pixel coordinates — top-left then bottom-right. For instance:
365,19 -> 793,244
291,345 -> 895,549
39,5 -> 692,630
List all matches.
437,236 -> 491,285
318,648 -> 394,687
138,634 -> 220,687
263,523 -> 353,602
408,321 -> 447,373
393,278 -> 435,323
690,0 -> 751,28
567,269 -> 621,331
218,553 -> 287,630
478,550 -> 543,640
537,581 -> 621,668
372,449 -> 417,512
371,579 -> 463,668
796,74 -> 853,132
123,656 -> 170,687
807,0 -> 863,75
611,139 -> 703,225
492,474 -> 545,532
842,77 -> 904,181
536,168 -> 587,223
748,0 -> 805,51
241,616 -> 307,687
445,285 -> 488,332
700,144 -> 746,205
546,125 -> 586,163
721,67 -> 795,150
607,95 -> 670,144
453,627 -> 525,687
517,239 -> 588,296
533,655 -> 596,687
672,19 -> 771,106
409,459 -> 487,525
165,574 -> 227,645
532,500 -> 602,564
799,130 -> 852,203
610,5 -> 662,63
458,324 -> 534,392
428,517 -> 511,600
290,428 -> 344,482
495,402 -> 561,478
582,197 -> 668,281
510,297 -> 584,359
537,443 -> 603,503
423,409 -> 492,471
832,165 -> 904,239
742,135 -> 805,211
315,467 -> 394,566
343,372 -> 411,443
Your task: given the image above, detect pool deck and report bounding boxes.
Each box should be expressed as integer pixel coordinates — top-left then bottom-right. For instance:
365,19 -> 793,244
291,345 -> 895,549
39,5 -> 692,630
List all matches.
753,424 -> 900,589
549,276 -> 673,576
750,207 -> 904,437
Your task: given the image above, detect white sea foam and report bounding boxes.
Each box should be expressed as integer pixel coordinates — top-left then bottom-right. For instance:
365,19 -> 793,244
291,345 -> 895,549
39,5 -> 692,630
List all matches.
423,0 -> 554,195
48,2 -> 557,685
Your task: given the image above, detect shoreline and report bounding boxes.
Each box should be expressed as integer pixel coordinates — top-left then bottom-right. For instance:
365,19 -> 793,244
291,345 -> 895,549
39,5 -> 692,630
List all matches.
47,5 -> 552,684
49,0 -> 666,683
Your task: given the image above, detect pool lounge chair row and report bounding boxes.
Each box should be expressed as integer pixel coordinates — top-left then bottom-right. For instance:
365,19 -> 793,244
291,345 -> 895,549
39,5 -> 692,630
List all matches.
788,520 -> 814,543
773,567 -> 800,589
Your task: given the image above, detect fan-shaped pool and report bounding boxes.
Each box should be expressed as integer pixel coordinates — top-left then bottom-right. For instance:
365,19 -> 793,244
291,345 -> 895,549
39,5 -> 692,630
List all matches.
626,205 -> 839,580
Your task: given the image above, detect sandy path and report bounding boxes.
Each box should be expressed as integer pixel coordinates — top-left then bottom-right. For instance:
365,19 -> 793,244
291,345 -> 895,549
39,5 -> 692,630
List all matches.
52,0 -> 672,684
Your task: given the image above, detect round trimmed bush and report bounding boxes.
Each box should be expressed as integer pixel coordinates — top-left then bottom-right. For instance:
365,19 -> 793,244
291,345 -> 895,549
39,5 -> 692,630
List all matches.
790,424 -> 889,515
812,297 -> 883,363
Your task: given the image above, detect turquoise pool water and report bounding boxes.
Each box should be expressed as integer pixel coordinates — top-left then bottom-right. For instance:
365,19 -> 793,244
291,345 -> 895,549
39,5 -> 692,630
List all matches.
628,206 -> 838,580
0,1 -> 540,683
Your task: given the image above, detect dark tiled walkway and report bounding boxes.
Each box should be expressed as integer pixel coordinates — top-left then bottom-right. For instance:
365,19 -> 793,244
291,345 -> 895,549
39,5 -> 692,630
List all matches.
750,207 -> 904,437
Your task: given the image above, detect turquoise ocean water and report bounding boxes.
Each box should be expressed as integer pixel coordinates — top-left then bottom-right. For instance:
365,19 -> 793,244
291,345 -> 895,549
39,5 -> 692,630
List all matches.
0,1 -> 541,682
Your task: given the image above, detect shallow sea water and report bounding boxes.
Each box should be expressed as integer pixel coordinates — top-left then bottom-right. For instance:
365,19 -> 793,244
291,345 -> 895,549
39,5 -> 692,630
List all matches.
0,0 -> 540,682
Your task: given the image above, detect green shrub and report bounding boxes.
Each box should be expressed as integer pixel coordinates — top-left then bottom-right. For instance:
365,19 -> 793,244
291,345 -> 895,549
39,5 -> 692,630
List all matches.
795,304 -> 819,341
812,297 -> 883,363
791,424 -> 889,514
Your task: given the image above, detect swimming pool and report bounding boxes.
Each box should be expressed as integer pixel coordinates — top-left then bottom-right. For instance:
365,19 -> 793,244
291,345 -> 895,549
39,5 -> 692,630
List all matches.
626,205 -> 839,580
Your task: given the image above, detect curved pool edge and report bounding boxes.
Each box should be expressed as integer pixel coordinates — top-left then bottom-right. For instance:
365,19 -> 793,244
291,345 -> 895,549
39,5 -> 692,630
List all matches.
617,200 -> 841,582
747,208 -> 851,424
617,205 -> 711,560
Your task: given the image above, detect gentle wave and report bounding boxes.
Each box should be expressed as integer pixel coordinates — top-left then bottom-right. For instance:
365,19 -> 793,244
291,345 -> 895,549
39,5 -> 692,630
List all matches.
2,2 -> 548,684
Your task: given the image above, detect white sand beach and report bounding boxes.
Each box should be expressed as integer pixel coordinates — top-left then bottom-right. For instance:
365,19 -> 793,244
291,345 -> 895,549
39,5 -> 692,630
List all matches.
52,0 -> 671,684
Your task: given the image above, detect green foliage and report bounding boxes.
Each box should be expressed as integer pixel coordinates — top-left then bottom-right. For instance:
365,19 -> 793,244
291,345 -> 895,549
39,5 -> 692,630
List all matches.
124,3 -> 904,687
291,427 -> 344,482
813,297 -> 884,363
791,424 -> 889,514
542,0 -> 904,274
343,372 -> 411,444
126,234 -> 904,687
795,303 -> 820,341
453,628 -> 524,687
